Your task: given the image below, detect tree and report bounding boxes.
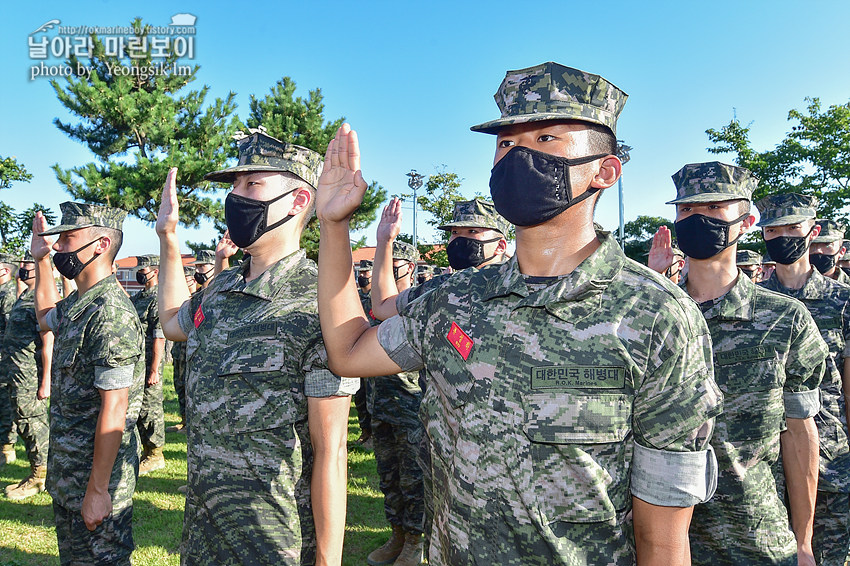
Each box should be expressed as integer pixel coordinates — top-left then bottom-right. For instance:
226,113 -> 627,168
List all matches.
0,203 -> 56,256
0,156 -> 33,189
614,215 -> 674,262
51,18 -> 239,229
243,77 -> 386,258
707,98 -> 850,222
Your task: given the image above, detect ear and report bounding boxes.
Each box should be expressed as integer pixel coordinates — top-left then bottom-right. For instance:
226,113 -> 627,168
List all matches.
288,187 -> 313,217
810,224 -> 822,241
495,237 -> 508,255
840,246 -> 846,257
738,214 -> 756,235
590,155 -> 622,190
94,236 -> 111,256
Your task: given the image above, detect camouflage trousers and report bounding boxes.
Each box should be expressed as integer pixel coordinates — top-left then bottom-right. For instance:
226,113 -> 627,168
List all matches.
417,428 -> 433,562
137,379 -> 165,450
0,382 -> 18,446
372,419 -> 424,534
354,379 -> 371,434
172,351 -> 187,424
10,369 -> 50,467
813,491 -> 850,566
53,501 -> 134,566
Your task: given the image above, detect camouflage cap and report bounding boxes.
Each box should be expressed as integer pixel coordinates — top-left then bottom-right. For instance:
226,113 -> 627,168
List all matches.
191,249 -> 216,265
671,245 -> 685,259
762,252 -> 776,265
135,254 -> 160,268
736,249 -> 762,266
666,162 -> 757,205
204,131 -> 323,189
437,198 -> 510,235
0,253 -> 18,266
183,264 -> 196,277
39,201 -> 127,236
842,240 -> 850,261
358,259 -> 373,270
755,193 -> 818,227
812,218 -> 845,244
470,62 -> 628,135
21,251 -> 34,263
431,265 -> 444,276
392,241 -> 419,263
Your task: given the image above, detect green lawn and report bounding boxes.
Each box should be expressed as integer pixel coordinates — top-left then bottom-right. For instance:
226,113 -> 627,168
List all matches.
0,366 -> 387,565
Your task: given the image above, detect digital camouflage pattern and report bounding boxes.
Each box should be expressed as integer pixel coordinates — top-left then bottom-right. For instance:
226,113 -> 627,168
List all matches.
760,269 -> 850,565
755,193 -> 818,227
833,268 -> 850,286
470,62 -> 628,135
191,249 -> 215,265
687,273 -> 826,564
204,131 -> 324,188
371,419 -> 425,535
171,288 -> 202,426
0,277 -> 19,447
39,201 -> 128,236
175,250 -> 357,565
437,198 -> 510,236
377,231 -> 721,564
813,219 -> 845,244
736,250 -> 762,266
392,241 -> 419,263
53,501 -> 133,566
131,285 -> 166,451
2,288 -> 49,467
396,273 -> 453,314
46,275 -> 143,563
667,161 -> 756,205
135,254 -> 159,267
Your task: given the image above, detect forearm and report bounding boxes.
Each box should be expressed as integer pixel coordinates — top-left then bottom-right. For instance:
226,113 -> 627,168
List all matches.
39,331 -> 54,393
88,389 -> 129,494
371,237 -> 399,321
157,232 -> 190,341
632,497 -> 692,566
318,220 -> 378,373
214,255 -> 229,276
150,338 -> 165,377
34,257 -> 60,330
782,417 -> 819,549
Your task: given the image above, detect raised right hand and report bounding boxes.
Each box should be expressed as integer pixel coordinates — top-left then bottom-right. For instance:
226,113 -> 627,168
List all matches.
647,226 -> 674,275
216,230 -> 238,259
316,124 -> 369,224
30,212 -> 53,261
376,198 -> 403,244
156,168 -> 179,237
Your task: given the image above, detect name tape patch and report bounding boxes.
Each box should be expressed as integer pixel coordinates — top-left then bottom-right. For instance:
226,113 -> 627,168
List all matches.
193,305 -> 205,328
228,322 -> 279,342
531,366 -> 625,390
446,322 -> 473,361
715,345 -> 771,366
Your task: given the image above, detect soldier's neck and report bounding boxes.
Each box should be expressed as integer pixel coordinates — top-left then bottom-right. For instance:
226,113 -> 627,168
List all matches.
514,210 -> 599,277
774,259 -> 813,291
74,263 -> 113,296
244,234 -> 300,282
685,250 -> 738,303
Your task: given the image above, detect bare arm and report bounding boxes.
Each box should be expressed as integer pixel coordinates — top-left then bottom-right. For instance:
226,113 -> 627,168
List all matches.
371,198 -> 404,321
81,387 -> 129,530
155,168 -> 190,342
309,395 -> 351,566
147,337 -> 165,386
37,330 -> 53,400
632,497 -> 693,566
30,212 -> 61,330
316,125 -> 405,378
844,358 -> 850,452
781,417 -> 818,566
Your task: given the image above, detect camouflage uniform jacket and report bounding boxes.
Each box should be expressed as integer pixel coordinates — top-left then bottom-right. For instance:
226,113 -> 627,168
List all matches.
1,288 -> 45,401
130,285 -> 166,375
834,268 -> 850,286
44,275 -> 145,511
376,232 -> 721,565
0,279 -> 16,375
395,273 -> 452,314
762,269 -> 850,492
689,271 -> 826,563
175,250 -> 358,565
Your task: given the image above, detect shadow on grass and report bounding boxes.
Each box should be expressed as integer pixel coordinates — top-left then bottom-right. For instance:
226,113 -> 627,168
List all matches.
0,546 -> 59,566
132,497 -> 184,556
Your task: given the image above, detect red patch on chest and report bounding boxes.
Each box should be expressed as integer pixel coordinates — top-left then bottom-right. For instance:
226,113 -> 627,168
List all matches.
446,322 -> 473,360
193,305 -> 205,328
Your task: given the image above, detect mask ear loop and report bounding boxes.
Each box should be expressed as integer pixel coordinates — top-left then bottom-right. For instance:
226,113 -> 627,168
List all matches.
75,238 -> 106,272
723,212 -> 752,247
262,188 -> 301,233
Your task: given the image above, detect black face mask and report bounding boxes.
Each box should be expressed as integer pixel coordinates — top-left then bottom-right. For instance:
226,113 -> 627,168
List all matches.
135,270 -> 153,285
194,270 -> 211,285
489,146 -> 607,227
665,263 -> 682,279
764,228 -> 815,265
417,275 -> 426,284
393,264 -> 410,281
674,213 -> 749,260
357,276 -> 371,288
224,189 -> 296,249
18,267 -> 34,282
740,268 -> 759,281
446,236 -> 502,270
810,252 -> 839,274
53,239 -> 101,280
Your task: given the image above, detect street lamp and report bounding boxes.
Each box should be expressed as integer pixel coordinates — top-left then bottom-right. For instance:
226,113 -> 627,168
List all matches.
406,170 -> 424,249
616,141 -> 632,248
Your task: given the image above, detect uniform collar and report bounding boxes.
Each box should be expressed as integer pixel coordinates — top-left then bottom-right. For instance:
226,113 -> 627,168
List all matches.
482,231 -> 624,318
219,249 -> 310,301
767,267 -> 827,300
691,270 -> 756,322
66,275 -> 119,321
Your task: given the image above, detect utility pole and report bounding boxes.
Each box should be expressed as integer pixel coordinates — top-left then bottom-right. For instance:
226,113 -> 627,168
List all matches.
616,141 -> 632,248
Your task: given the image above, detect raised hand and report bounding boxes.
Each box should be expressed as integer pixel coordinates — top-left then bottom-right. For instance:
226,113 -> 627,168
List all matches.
156,168 -> 179,237
647,225 -> 674,274
376,197 -> 403,244
316,124 -> 369,223
216,230 -> 238,260
30,211 -> 53,261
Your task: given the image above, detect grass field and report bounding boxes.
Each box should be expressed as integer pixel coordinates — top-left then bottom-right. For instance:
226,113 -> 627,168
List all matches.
0,366 -> 388,565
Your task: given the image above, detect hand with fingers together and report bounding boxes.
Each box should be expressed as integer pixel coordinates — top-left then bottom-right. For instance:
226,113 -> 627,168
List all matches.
216,230 -> 238,260
156,167 -> 180,238
648,225 -> 675,275
31,212 -> 54,261
376,197 -> 403,245
316,124 -> 369,224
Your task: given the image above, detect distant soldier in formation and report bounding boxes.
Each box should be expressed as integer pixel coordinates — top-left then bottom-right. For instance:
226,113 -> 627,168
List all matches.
810,219 -> 850,285
838,240 -> 850,275
31,202 -> 144,565
757,194 -> 850,566
166,262 -> 199,434
0,252 -> 20,467
354,258 -> 375,446
736,249 -> 763,282
131,254 -> 167,475
2,252 -> 54,500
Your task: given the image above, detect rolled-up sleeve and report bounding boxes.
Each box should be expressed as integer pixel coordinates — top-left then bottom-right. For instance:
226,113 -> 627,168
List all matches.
784,389 -> 821,419
377,315 -> 425,372
94,365 -> 136,390
631,441 -> 718,506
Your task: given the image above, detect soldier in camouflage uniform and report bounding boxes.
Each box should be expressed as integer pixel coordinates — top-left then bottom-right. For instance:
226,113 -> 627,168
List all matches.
130,254 -> 168,475
0,252 -> 19,466
811,219 -> 850,286
365,241 -> 426,566
3,252 -> 55,499
156,130 -> 358,565
757,194 -> 850,566
838,240 -> 850,274
736,249 -> 763,282
166,262 -> 200,434
30,202 -> 144,565
650,162 -> 825,564
316,63 -> 721,565
355,259 -> 375,445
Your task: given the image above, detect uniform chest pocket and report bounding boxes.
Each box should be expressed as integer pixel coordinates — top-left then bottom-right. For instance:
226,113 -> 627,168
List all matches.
218,337 -> 304,434
521,390 -> 632,524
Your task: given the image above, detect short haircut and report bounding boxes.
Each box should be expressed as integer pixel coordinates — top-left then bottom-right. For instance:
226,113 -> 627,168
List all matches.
735,199 -> 751,215
89,226 -> 123,262
277,172 -> 315,233
585,123 -> 618,156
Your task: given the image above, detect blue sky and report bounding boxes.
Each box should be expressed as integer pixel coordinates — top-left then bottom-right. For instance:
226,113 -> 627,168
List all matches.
2,0 -> 849,258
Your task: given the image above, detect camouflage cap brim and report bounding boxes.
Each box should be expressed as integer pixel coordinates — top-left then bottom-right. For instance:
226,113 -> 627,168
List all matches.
812,235 -> 844,244
38,222 -> 95,236
437,220 -> 507,233
757,214 -> 815,228
470,111 -> 615,136
665,192 -> 750,205
204,163 -> 293,184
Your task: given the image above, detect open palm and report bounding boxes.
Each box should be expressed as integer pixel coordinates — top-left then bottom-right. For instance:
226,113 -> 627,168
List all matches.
316,124 -> 369,223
